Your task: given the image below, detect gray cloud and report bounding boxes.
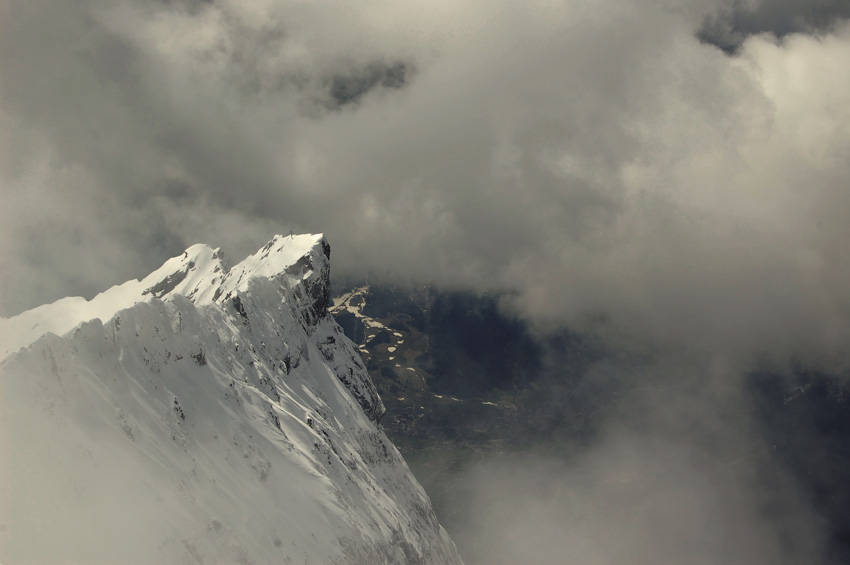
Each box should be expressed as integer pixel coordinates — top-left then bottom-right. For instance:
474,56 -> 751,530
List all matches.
2,0 -> 849,366
3,0 -> 850,369
699,0 -> 850,53
325,60 -> 412,109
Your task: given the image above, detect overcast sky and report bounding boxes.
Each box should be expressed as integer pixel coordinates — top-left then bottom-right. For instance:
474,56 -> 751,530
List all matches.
2,0 -> 850,370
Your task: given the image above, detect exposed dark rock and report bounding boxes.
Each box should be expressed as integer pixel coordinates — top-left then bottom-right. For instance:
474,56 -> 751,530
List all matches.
334,311 -> 367,344
143,262 -> 193,298
232,296 -> 249,324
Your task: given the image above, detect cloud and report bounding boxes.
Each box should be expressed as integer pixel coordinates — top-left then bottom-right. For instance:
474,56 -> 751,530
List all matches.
699,0 -> 850,53
0,1 -> 848,357
450,358 -> 826,564
1,0 -> 849,372
457,422 -> 822,565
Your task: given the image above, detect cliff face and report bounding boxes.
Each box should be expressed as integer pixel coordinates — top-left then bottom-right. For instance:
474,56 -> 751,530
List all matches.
0,234 -> 462,565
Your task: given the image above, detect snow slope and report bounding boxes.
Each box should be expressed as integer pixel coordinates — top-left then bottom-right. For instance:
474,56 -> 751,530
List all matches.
0,234 -> 462,564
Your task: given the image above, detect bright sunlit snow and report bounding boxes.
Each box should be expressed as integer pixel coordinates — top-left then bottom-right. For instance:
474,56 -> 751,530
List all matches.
0,234 -> 461,564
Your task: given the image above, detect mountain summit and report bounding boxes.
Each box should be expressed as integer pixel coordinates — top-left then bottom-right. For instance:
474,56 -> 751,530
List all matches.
0,234 -> 462,564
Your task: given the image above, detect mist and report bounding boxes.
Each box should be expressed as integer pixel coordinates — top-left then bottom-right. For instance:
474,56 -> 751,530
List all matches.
457,429 -> 821,564
2,0 -> 850,562
444,355 -> 831,564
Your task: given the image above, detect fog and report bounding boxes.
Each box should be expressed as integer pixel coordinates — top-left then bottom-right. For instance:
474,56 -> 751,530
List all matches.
444,355 -> 830,563
2,0 -> 849,562
458,432 -> 820,564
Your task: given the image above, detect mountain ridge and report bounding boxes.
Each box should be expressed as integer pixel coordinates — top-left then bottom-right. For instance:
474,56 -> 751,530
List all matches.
0,234 -> 328,360
0,234 -> 461,564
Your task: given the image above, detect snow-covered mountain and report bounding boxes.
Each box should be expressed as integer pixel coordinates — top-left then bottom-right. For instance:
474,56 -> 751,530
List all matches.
0,234 -> 462,564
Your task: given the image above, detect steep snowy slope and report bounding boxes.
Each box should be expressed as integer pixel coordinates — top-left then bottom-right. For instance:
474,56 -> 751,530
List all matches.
0,234 -> 462,564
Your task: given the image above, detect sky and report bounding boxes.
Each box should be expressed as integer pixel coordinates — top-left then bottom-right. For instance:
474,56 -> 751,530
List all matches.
2,0 -> 850,562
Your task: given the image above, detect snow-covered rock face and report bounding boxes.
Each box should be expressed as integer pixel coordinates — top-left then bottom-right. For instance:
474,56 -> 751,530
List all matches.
0,234 -> 462,564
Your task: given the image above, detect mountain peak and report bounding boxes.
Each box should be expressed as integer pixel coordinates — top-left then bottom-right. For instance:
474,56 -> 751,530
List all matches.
0,234 -> 328,361
1,232 -> 460,564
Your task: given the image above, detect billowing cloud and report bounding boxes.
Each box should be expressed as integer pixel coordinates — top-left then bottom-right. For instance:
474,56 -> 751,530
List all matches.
4,0 -> 849,374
